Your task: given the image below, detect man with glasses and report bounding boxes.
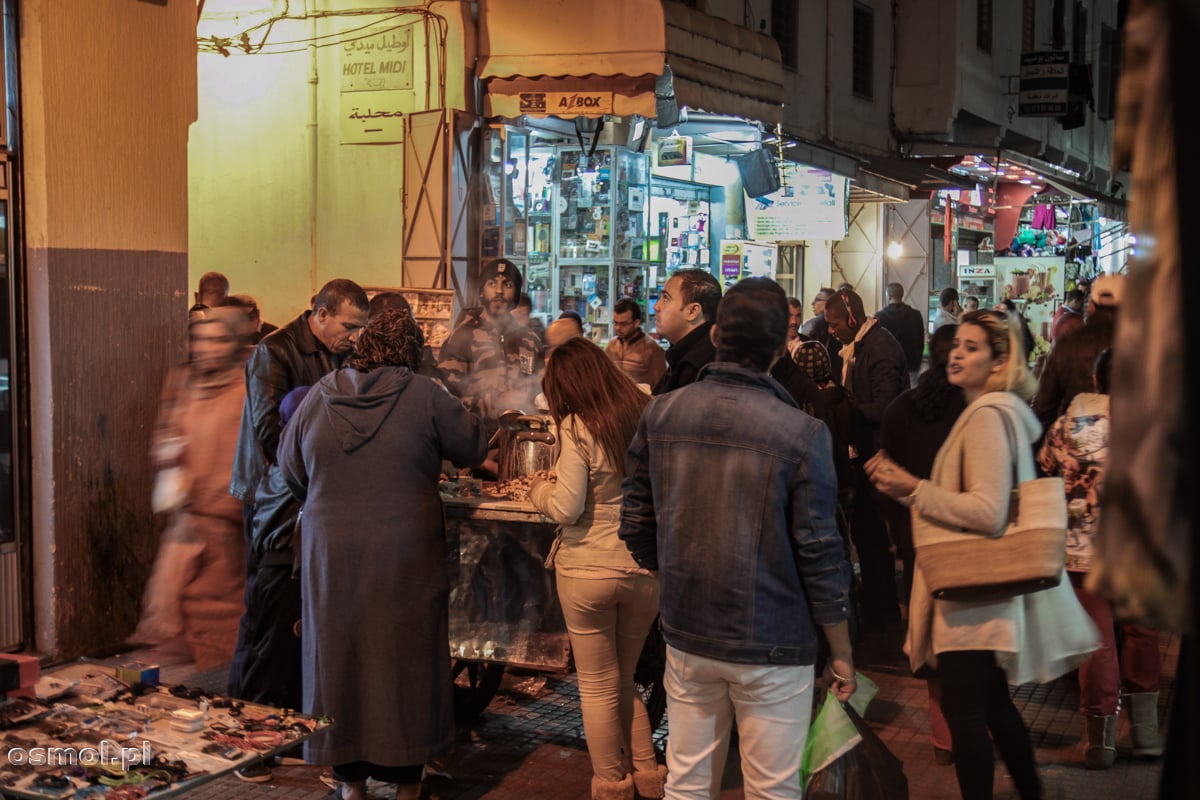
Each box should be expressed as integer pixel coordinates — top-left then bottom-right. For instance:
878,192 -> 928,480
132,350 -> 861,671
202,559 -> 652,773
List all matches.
801,287 -> 842,384
607,297 -> 666,387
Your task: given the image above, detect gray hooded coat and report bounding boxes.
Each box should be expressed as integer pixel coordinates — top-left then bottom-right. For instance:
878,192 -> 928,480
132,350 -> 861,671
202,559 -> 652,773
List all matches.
279,365 -> 486,767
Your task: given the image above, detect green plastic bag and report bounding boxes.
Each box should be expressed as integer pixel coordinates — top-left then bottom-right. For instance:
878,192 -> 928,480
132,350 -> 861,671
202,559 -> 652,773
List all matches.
802,673 -> 908,800
800,672 -> 879,788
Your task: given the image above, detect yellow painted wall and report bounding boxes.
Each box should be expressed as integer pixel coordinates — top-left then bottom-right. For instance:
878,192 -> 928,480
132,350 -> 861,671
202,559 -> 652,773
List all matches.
190,0 -> 474,325
21,0 -> 195,252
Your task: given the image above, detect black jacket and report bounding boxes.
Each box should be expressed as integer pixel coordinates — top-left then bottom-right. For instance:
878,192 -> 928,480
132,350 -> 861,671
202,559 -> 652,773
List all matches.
229,312 -> 343,503
1032,308 -> 1116,431
874,303 -> 926,372
771,356 -> 853,492
801,313 -> 844,384
654,321 -> 716,395
843,324 -> 909,459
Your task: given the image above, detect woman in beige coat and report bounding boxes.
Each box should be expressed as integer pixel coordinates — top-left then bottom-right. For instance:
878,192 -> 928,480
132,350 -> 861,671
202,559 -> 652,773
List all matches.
866,310 -> 1097,800
528,339 -> 663,800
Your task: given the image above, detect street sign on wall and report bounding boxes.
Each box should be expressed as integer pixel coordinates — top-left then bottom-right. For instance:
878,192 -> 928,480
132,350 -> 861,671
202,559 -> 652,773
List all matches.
1019,51 -> 1070,116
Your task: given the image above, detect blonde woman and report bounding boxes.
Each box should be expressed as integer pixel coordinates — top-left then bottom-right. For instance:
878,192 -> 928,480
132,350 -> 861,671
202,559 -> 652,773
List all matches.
866,310 -> 1097,800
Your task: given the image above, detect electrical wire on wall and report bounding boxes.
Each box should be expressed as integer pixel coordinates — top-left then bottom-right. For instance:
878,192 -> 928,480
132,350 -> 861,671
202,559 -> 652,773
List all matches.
198,2 -> 450,109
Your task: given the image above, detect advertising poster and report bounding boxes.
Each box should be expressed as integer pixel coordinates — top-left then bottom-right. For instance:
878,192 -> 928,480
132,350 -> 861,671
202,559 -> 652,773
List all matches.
993,256 -> 1066,358
745,164 -> 849,241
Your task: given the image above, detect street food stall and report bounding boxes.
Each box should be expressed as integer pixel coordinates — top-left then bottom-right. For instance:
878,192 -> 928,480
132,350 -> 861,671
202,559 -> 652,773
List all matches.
442,482 -> 570,719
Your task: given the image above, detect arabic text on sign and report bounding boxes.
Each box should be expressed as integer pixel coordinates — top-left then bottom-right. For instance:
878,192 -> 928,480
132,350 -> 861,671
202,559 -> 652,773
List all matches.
341,24 -> 415,93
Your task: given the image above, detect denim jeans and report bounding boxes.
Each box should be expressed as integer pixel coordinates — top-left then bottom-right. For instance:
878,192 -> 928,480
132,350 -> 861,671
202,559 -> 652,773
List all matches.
557,571 -> 661,782
663,645 -> 814,800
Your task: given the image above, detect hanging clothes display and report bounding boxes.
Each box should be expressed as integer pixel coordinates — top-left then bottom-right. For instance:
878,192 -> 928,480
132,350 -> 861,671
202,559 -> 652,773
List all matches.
1030,203 -> 1057,230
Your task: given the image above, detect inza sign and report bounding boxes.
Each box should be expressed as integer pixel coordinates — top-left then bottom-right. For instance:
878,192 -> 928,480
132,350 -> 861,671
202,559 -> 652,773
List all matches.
519,92 -> 613,116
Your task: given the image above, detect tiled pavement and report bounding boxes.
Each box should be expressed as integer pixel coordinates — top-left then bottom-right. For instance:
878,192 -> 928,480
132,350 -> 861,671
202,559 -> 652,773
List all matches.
116,630 -> 1176,800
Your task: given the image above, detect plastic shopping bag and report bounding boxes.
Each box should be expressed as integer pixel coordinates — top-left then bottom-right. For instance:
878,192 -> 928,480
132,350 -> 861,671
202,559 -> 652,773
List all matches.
802,675 -> 908,800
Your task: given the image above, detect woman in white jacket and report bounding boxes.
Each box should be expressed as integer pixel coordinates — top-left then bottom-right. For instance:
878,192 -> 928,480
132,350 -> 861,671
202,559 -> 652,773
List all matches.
528,338 -> 663,800
866,310 -> 1097,800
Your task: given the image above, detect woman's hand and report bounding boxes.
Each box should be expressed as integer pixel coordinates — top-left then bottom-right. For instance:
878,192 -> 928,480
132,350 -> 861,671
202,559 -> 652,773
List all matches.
865,451 -> 919,500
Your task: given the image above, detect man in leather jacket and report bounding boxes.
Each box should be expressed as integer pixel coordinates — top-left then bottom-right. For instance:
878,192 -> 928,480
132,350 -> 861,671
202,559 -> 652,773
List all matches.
227,279 -> 369,726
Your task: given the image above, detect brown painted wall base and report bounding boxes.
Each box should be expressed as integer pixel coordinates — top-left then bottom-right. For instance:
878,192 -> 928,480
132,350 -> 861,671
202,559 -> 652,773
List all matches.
35,246 -> 187,659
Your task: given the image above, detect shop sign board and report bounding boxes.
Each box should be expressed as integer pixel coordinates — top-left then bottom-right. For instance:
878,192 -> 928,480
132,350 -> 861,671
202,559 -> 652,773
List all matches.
958,264 -> 996,278
1018,51 -> 1070,116
340,90 -> 408,144
719,241 -> 777,291
994,256 -> 1066,352
518,91 -> 614,115
656,136 -> 691,167
745,164 -> 849,241
340,23 -> 415,92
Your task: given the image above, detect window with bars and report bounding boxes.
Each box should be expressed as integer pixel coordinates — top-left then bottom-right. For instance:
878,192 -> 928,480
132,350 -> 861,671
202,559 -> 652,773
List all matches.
977,0 -> 993,53
852,3 -> 874,100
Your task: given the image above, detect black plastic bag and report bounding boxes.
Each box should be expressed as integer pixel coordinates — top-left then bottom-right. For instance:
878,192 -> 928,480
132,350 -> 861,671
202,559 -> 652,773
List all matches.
807,703 -> 908,800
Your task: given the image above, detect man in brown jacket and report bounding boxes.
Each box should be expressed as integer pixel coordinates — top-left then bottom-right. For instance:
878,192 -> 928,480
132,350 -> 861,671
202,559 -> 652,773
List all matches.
606,297 -> 666,387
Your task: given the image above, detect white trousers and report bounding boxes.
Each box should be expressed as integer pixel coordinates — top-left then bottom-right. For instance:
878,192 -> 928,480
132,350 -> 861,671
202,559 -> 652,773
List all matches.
663,645 -> 813,800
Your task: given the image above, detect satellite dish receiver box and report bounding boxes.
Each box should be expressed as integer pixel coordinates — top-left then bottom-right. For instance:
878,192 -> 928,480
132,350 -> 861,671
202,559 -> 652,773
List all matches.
737,148 -> 781,198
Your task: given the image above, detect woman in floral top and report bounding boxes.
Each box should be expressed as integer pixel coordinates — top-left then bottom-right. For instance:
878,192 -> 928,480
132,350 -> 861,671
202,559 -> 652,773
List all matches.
1038,348 -> 1162,770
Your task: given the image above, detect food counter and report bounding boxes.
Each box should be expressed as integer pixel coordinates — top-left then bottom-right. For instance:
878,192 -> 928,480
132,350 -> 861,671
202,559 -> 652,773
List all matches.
443,490 -> 570,671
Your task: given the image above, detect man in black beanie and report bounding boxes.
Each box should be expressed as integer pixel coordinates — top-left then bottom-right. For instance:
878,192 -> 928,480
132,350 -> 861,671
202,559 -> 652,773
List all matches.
439,258 -> 544,441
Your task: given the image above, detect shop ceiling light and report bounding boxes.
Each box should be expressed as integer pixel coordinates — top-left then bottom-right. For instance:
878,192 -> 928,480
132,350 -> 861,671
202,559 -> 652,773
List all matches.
886,241 -> 903,259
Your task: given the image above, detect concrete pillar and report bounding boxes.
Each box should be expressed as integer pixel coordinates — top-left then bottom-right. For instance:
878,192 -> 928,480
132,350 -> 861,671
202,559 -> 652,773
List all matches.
20,0 -> 196,657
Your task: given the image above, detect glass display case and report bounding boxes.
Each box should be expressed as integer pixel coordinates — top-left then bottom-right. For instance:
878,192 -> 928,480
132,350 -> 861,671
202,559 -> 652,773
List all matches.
478,132 -> 652,343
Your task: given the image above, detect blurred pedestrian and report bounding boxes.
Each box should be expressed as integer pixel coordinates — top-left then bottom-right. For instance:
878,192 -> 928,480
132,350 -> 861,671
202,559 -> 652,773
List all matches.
132,306 -> 250,669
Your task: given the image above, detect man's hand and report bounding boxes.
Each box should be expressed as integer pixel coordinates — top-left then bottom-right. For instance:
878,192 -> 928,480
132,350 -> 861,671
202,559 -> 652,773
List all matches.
823,656 -> 858,702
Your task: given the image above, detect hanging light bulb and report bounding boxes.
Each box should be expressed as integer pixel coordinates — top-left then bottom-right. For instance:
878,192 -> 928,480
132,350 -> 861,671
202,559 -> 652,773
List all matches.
886,241 -> 903,259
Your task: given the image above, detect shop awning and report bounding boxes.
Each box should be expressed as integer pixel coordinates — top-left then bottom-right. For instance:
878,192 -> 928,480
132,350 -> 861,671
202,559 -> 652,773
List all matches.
854,156 -> 979,200
477,0 -> 784,124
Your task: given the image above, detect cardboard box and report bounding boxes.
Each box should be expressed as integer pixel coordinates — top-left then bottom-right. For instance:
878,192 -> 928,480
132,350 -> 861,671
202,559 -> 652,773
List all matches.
0,653 -> 39,689
115,662 -> 160,686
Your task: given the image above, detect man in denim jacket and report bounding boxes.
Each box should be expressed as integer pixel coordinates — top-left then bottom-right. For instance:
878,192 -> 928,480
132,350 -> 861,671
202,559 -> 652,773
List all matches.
619,277 -> 856,800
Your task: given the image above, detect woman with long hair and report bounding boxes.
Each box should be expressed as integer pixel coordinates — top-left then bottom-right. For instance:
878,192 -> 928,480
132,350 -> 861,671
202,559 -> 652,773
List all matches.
1039,349 -> 1163,768
528,338 -> 663,800
866,310 -> 1096,800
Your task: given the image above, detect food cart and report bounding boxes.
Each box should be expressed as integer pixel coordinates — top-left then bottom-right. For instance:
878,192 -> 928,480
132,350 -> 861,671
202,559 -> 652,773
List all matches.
443,491 -> 569,720
442,489 -> 665,726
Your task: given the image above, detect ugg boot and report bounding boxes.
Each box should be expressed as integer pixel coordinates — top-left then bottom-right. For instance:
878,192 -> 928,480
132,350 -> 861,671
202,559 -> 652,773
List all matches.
591,774 -> 635,800
1128,692 -> 1165,758
632,764 -> 668,799
1083,714 -> 1117,769
336,780 -> 367,800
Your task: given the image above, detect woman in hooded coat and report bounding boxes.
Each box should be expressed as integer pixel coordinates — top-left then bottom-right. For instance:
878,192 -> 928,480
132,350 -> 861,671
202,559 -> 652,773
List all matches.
279,309 -> 487,800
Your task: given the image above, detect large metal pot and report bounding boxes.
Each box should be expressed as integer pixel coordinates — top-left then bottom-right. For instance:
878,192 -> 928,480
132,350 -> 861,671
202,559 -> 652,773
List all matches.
497,414 -> 560,482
